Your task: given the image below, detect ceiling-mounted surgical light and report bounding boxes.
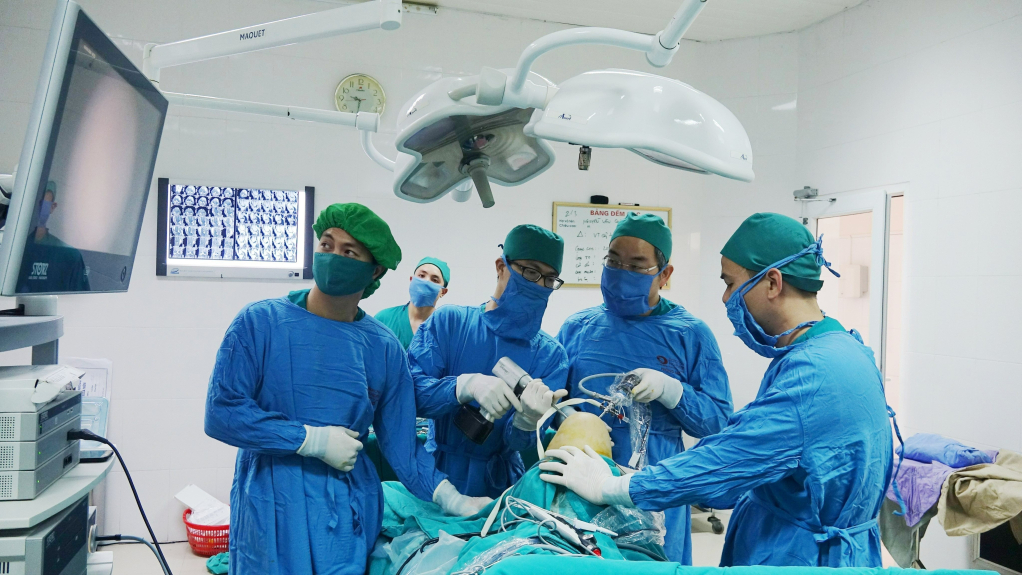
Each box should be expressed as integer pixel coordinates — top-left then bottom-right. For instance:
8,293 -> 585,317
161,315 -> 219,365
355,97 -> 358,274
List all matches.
525,69 -> 754,182
141,0 -> 754,211
391,71 -> 557,207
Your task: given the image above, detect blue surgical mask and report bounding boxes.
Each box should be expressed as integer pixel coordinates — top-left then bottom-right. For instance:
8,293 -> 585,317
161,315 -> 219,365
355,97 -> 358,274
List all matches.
409,277 -> 442,307
313,252 -> 377,297
37,200 -> 53,228
725,237 -> 838,358
482,256 -> 552,342
601,265 -> 657,317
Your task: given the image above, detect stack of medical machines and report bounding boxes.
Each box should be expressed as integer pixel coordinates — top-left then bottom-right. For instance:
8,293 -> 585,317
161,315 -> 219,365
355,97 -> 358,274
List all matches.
1,365 -> 90,575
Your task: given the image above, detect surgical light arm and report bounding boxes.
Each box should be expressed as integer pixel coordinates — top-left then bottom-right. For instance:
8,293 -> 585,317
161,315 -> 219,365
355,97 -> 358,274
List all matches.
650,0 -> 707,66
482,0 -> 708,107
360,130 -> 395,171
140,0 -> 400,135
162,91 -> 380,131
143,0 -> 401,81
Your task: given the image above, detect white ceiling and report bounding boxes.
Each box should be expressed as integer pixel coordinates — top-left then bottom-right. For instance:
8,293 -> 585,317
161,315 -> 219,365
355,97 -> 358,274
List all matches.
427,0 -> 866,42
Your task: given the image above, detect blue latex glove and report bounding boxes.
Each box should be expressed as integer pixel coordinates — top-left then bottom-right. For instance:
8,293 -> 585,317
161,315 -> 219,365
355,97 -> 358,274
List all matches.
897,433 -> 993,468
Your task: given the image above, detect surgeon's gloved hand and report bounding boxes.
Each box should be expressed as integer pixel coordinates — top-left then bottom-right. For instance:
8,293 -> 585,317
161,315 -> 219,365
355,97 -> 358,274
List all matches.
514,379 -> 569,431
433,479 -> 493,516
456,373 -> 522,421
629,368 -> 684,409
539,446 -> 634,507
297,425 -> 362,472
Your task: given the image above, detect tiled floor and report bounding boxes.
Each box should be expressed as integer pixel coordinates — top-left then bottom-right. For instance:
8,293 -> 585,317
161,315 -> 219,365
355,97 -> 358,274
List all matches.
106,542 -> 212,575
691,508 -> 730,566
108,510 -> 731,573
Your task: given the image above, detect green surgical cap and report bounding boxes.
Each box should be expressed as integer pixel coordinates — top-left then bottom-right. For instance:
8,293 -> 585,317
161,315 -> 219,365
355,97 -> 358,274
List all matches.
502,224 -> 565,274
313,203 -> 401,298
611,212 -> 672,263
721,212 -> 823,292
416,256 -> 450,286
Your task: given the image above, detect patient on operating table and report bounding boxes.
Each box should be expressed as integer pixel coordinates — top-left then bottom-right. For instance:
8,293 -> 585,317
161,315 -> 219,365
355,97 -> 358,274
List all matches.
370,413 -> 666,575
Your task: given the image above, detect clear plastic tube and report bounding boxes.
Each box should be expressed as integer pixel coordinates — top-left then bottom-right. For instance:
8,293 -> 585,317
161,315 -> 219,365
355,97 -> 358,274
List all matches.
452,536 -> 579,575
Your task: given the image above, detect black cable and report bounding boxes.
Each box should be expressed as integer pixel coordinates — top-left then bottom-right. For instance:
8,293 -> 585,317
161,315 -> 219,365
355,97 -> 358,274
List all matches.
96,535 -> 183,574
0,304 -> 25,316
395,536 -> 439,575
69,429 -> 174,575
614,542 -> 668,562
97,536 -> 189,545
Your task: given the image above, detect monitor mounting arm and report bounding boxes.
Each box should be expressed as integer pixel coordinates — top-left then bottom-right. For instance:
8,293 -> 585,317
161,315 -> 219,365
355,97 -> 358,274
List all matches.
140,0 -> 402,139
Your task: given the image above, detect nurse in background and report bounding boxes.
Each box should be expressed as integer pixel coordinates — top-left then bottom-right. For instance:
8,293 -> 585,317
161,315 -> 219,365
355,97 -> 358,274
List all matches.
375,257 -> 450,349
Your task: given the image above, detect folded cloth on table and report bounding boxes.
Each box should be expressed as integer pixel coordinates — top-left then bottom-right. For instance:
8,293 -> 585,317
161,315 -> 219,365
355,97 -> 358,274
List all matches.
885,458 -> 954,527
898,433 -> 995,468
939,450 -> 1022,538
886,440 -> 999,528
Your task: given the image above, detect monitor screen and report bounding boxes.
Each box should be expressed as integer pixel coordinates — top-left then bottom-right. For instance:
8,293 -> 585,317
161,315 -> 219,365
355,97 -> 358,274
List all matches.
14,8 -> 166,294
155,179 -> 314,280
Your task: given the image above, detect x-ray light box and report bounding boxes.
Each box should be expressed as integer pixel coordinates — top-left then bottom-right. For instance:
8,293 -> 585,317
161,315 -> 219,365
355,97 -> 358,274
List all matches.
155,178 -> 314,280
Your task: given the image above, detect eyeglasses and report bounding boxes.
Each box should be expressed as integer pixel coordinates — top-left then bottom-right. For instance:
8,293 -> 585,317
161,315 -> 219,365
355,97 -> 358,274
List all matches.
511,261 -> 564,290
603,255 -> 660,275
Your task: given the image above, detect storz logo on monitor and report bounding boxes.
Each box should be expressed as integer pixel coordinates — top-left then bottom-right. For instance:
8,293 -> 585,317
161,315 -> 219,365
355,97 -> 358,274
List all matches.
29,262 -> 49,281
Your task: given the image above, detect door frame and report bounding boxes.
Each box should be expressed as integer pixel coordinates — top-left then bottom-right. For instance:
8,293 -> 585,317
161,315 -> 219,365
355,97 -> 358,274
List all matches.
798,182 -> 907,378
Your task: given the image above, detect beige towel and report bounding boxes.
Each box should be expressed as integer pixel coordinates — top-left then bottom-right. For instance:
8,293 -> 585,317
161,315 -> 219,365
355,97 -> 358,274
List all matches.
938,450 -> 1022,542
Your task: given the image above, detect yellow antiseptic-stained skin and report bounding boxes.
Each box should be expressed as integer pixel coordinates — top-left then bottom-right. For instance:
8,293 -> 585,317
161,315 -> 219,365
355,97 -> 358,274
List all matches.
547,412 -> 613,458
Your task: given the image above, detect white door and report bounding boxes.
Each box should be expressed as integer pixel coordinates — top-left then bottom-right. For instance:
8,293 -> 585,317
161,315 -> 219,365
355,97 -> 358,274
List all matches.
798,184 -> 905,407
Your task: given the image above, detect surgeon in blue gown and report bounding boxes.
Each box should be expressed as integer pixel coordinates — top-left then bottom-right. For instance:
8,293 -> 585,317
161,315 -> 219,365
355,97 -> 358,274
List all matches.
205,203 -> 489,575
409,224 -> 570,499
557,213 -> 733,564
541,213 -> 894,568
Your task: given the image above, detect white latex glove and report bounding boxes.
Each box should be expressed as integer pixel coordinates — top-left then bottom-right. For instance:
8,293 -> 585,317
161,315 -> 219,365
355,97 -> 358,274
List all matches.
433,479 -> 493,516
629,368 -> 684,409
513,379 -> 569,431
539,445 -> 634,506
297,425 -> 362,472
456,373 -> 522,421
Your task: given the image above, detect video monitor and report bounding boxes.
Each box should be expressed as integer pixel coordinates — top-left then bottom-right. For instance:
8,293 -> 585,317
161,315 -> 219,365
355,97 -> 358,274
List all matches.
0,0 -> 168,295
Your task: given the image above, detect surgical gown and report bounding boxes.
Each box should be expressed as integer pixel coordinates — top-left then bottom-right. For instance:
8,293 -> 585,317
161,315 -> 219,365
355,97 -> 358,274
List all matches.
627,319 -> 894,567
556,300 -> 733,564
375,303 -> 414,349
408,304 -> 569,499
205,292 -> 446,575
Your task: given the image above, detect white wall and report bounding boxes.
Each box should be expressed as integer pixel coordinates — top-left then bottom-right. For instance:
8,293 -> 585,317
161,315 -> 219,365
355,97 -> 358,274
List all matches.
796,0 -> 1022,568
0,0 -> 799,542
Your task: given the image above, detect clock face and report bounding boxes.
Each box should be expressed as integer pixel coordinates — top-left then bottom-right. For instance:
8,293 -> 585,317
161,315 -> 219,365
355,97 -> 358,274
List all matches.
335,74 -> 386,115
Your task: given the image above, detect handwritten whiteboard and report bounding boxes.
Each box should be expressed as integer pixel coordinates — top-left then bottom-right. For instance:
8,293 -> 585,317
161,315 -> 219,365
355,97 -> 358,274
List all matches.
552,202 -> 672,287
